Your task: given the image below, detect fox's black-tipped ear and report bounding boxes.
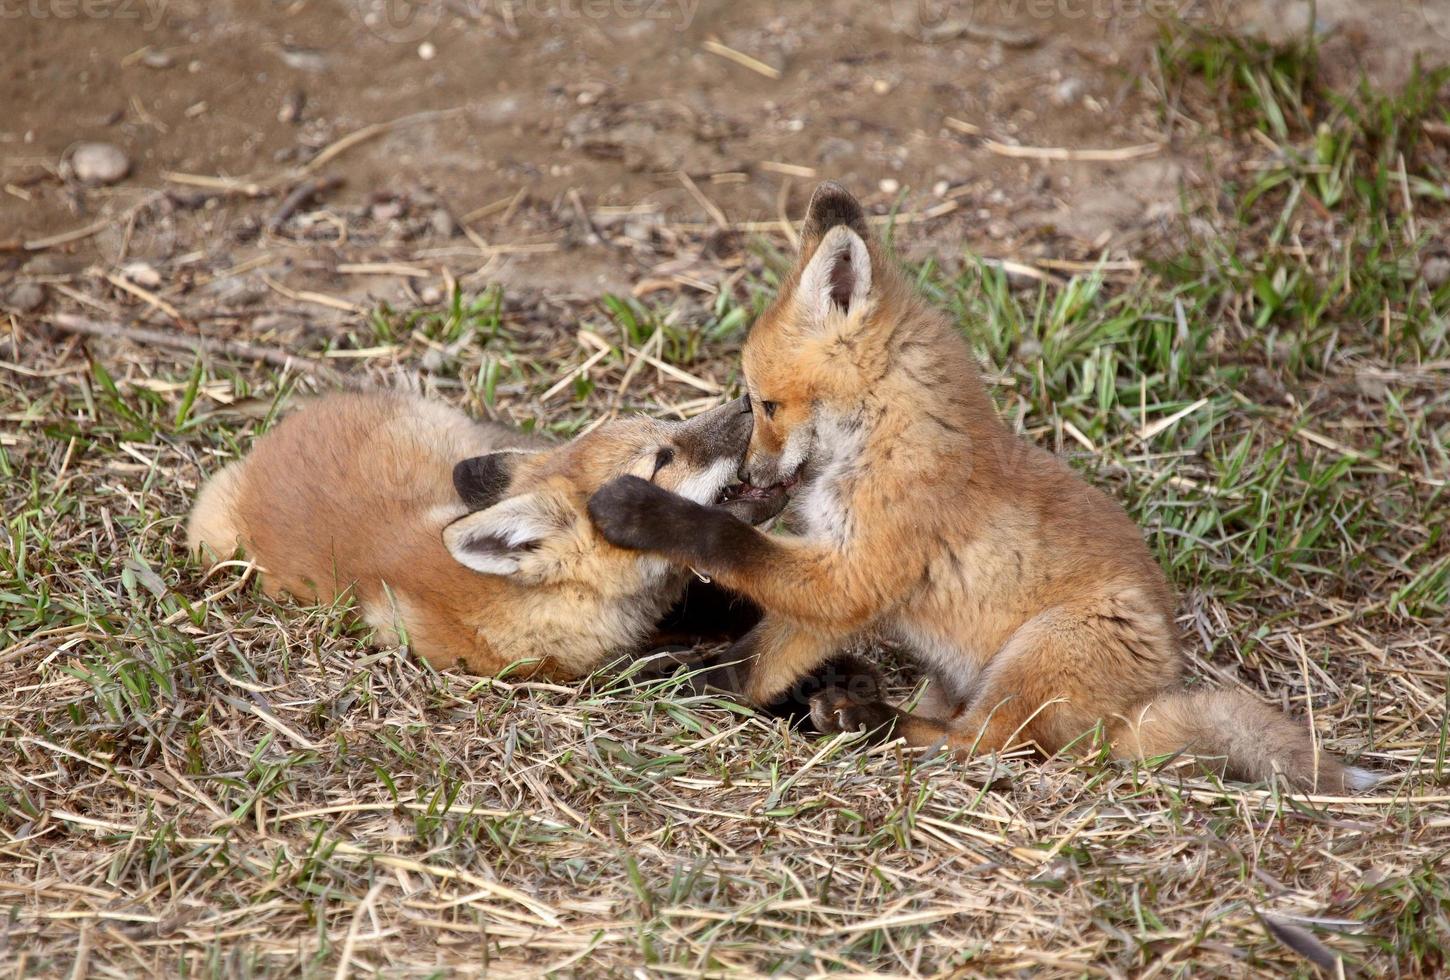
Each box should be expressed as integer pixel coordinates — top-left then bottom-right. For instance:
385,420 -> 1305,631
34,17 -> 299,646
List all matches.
801,181 -> 869,247
453,450 -> 535,511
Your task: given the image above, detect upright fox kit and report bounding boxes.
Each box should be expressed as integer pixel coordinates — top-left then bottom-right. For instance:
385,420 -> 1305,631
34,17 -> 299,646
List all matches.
188,391 -> 786,679
590,182 -> 1375,793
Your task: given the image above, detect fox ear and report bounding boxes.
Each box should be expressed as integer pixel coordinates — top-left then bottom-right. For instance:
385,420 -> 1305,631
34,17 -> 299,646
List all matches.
453,450 -> 537,511
443,492 -> 568,577
796,224 -> 873,323
801,181 -> 869,247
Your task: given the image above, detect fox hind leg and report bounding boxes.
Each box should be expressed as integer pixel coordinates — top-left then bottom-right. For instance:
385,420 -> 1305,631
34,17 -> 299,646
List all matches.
728,615 -> 856,707
815,604 -> 1179,759
688,615 -> 883,730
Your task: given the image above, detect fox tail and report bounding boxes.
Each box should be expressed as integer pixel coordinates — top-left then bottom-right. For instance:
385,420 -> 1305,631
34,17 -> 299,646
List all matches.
1108,688 -> 1379,794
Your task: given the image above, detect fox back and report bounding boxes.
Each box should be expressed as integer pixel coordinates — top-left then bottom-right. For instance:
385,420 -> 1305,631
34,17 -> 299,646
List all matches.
189,391 -> 762,679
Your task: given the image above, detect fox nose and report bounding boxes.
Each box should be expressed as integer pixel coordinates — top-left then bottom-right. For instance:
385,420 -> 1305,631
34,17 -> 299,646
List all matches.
729,396 -> 756,481
739,457 -> 774,486
738,451 -> 765,485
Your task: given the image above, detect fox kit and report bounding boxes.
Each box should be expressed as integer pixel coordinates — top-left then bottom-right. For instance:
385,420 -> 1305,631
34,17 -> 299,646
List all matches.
589,182 -> 1376,793
187,391 -> 788,680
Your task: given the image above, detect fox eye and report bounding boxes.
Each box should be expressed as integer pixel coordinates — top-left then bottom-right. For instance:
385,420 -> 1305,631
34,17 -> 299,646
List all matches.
760,400 -> 779,419
651,447 -> 675,476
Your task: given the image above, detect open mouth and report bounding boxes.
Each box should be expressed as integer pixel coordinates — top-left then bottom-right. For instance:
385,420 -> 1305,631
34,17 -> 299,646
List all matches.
716,470 -> 801,504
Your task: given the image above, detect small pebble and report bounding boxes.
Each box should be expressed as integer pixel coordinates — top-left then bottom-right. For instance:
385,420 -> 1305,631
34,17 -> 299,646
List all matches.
1423,256 -> 1450,290
932,180 -> 950,197
1052,77 -> 1084,106
418,41 -> 436,61
419,286 -> 443,305
120,262 -> 161,288
879,177 -> 900,195
622,220 -> 655,243
279,47 -> 326,73
3,283 -> 45,313
429,208 -> 458,238
66,142 -> 130,184
278,90 -> 305,124
142,49 -> 174,69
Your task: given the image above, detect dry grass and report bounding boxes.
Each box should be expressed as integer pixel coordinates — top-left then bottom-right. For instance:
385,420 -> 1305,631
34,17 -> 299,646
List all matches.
3,26 -> 1450,979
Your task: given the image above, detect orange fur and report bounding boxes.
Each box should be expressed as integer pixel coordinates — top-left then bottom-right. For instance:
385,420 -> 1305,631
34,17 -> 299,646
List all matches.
595,183 -> 1375,793
188,391 -> 758,679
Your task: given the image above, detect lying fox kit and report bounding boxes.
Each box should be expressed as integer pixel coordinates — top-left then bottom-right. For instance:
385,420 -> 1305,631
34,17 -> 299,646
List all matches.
188,391 -> 785,679
590,182 -> 1377,793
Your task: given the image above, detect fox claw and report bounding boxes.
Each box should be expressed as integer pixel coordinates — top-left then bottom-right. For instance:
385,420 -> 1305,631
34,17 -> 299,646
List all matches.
809,690 -> 899,743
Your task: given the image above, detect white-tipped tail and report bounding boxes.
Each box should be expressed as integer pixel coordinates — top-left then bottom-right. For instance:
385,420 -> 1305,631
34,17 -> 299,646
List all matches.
1110,688 -> 1378,794
1342,766 -> 1384,793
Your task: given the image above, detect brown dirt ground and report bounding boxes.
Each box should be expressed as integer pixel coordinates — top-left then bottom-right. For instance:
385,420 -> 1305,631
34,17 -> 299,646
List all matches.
6,0 -> 1447,307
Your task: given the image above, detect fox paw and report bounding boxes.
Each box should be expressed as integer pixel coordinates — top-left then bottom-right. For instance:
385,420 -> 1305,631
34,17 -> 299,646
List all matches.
587,476 -> 688,552
809,691 -> 899,743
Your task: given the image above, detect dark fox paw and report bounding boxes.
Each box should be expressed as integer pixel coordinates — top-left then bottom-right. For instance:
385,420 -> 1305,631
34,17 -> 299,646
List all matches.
587,476 -> 689,552
759,652 -> 886,728
809,690 -> 900,744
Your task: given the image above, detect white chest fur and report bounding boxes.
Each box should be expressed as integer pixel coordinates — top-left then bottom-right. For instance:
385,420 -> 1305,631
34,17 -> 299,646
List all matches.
793,410 -> 866,545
